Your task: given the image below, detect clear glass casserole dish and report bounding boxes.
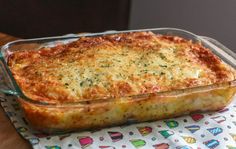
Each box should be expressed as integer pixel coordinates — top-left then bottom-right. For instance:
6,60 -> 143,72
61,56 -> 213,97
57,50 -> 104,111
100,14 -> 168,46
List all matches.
0,28 -> 236,133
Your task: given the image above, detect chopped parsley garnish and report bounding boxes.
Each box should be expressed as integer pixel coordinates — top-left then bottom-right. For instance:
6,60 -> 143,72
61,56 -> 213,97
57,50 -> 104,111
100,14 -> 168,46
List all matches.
80,81 -> 84,87
159,53 -> 167,60
159,65 -> 167,68
100,64 -> 110,67
140,69 -> 148,73
86,78 -> 93,86
160,72 -> 165,75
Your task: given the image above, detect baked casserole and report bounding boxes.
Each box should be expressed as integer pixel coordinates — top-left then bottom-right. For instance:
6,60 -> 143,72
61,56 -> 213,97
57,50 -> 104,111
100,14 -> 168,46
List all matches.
6,30 -> 236,132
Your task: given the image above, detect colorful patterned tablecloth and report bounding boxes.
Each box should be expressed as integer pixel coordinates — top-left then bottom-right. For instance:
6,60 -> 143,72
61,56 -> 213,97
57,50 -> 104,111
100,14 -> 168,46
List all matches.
0,90 -> 236,149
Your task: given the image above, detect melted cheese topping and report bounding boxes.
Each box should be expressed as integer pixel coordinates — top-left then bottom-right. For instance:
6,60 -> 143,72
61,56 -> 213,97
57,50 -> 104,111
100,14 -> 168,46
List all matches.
8,32 -> 236,103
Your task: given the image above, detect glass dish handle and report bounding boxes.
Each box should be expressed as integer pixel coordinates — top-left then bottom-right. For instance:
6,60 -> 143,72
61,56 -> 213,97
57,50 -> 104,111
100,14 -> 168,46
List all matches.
0,56 -> 18,95
200,36 -> 236,68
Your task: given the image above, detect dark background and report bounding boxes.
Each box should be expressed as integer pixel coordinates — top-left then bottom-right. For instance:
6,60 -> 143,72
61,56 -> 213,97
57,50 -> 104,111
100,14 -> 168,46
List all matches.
130,0 -> 236,51
0,0 -> 130,37
0,0 -> 235,51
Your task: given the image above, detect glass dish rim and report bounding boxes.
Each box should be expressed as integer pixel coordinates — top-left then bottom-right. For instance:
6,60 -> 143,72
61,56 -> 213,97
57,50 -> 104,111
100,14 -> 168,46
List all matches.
0,27 -> 235,107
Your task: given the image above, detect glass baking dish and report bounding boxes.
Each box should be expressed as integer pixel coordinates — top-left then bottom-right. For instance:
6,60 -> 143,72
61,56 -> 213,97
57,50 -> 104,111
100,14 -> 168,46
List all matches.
0,28 -> 236,133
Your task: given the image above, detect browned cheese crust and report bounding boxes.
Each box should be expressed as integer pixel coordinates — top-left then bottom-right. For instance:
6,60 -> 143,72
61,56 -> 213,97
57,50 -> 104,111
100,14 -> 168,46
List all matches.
8,32 -> 236,104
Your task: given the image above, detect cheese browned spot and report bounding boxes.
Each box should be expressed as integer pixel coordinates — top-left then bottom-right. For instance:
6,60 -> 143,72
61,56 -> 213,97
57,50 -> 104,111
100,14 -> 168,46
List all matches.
8,32 -> 236,104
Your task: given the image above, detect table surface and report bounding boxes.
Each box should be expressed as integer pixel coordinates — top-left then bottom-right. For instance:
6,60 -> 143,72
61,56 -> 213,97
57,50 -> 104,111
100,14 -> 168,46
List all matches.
0,33 -> 31,149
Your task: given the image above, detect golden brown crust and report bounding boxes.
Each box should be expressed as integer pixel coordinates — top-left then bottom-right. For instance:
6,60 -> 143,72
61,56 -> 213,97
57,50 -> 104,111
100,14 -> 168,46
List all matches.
8,32 -> 236,104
